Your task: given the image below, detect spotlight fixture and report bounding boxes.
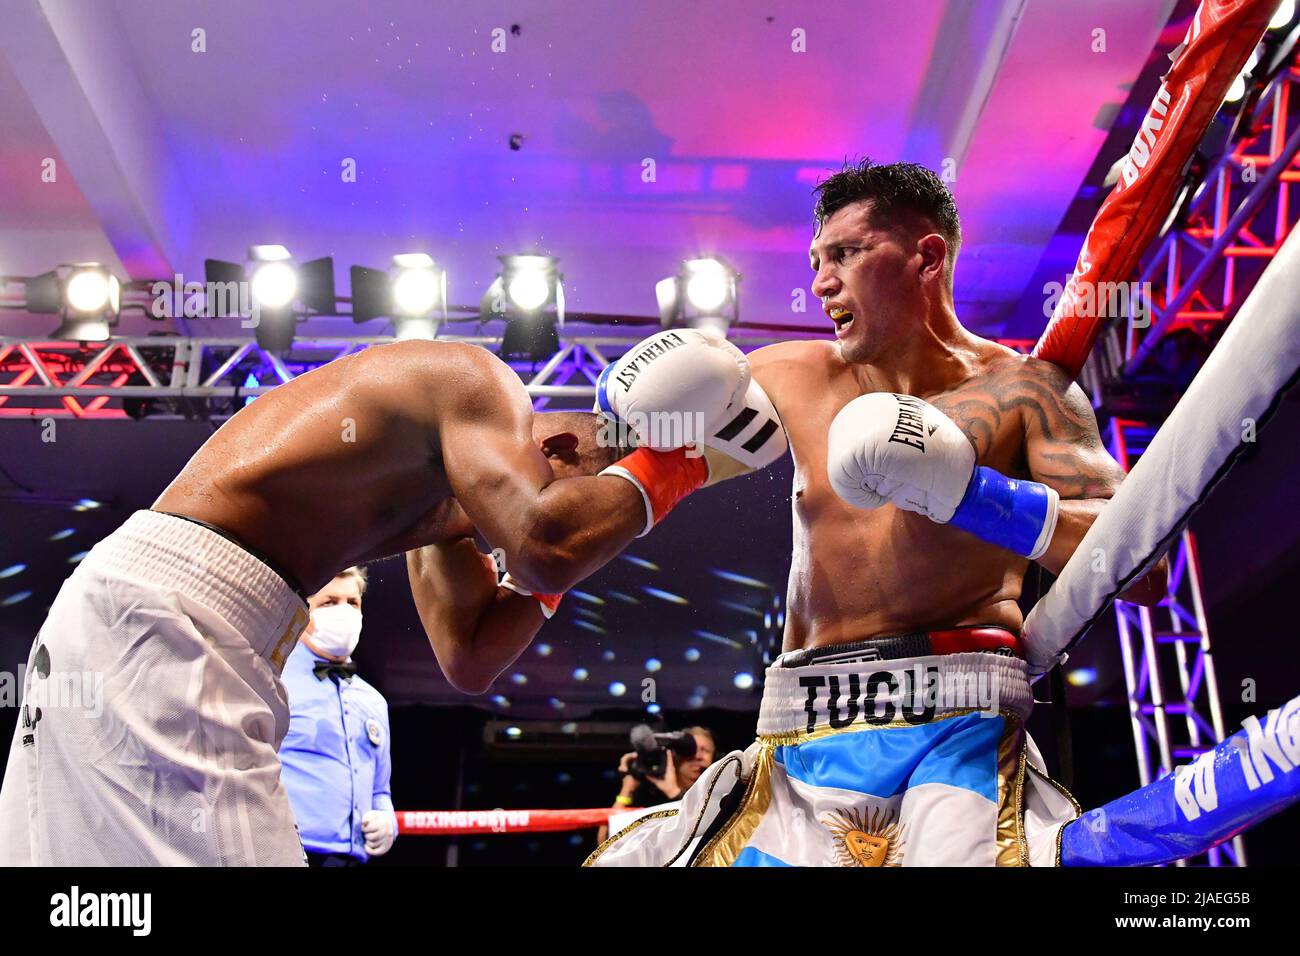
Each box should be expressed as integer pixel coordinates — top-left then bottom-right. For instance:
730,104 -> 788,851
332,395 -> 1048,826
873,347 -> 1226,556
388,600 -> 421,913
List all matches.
248,245 -> 297,310
482,254 -> 564,362
655,257 -> 739,337
204,245 -> 335,352
350,253 -> 448,340
22,263 -> 121,341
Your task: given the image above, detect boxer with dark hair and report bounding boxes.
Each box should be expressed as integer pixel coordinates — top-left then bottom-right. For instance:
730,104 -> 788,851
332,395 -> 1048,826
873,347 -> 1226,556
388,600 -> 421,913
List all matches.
589,160 -> 1169,868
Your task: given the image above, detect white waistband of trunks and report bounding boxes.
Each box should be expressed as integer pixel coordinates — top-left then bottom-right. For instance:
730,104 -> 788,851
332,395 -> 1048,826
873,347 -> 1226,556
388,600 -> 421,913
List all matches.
82,510 -> 307,664
756,651 -> 1033,738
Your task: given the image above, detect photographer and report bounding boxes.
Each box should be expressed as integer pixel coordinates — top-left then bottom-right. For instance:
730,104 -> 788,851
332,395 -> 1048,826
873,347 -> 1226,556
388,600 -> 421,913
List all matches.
596,726 -> 715,845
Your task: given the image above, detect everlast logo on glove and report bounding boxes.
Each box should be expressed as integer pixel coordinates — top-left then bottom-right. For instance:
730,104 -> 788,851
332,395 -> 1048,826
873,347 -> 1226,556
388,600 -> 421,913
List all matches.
613,331 -> 688,391
887,394 -> 932,452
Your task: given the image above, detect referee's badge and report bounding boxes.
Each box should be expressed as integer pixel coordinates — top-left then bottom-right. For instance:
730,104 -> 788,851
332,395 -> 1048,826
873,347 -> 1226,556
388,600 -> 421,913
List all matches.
366,718 -> 382,746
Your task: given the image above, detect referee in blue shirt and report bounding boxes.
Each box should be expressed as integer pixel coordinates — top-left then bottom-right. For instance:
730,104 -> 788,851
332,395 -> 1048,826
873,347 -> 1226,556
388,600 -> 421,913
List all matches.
280,566 -> 398,866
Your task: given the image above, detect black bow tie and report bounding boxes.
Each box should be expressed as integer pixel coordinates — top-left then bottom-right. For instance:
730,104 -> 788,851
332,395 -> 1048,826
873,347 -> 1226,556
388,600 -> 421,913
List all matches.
313,660 -> 357,682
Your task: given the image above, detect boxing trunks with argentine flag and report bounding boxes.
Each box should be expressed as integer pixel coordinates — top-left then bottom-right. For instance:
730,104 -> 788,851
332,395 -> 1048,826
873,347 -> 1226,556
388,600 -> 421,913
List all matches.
587,628 -> 1080,867
587,390 -> 1078,867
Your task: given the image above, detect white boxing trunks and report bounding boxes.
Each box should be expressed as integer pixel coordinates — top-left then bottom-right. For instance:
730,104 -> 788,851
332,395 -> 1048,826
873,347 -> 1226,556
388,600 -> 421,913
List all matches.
0,510 -> 310,866
586,635 -> 1080,867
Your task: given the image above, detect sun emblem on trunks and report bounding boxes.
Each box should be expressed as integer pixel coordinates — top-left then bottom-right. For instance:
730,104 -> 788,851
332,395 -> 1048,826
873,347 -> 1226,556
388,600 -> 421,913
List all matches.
822,806 -> 906,867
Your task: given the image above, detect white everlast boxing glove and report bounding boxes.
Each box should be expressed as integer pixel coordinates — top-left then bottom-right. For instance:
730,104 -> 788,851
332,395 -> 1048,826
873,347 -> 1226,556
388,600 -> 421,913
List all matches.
827,392 -> 1059,559
595,328 -> 787,490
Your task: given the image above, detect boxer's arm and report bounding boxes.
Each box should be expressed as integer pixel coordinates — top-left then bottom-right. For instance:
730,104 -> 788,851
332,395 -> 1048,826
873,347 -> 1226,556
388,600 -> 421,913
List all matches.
1019,363 -> 1168,605
438,349 -> 644,594
406,538 -> 551,694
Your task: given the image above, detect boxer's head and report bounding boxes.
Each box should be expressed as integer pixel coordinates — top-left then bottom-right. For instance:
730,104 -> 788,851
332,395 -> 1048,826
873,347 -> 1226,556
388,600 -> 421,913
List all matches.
533,410 -> 635,479
674,726 -> 716,788
810,160 -> 961,365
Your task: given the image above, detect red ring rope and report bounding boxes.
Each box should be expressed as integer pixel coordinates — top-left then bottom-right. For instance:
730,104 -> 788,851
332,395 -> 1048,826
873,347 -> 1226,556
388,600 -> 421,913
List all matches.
1032,0 -> 1276,378
397,808 -> 636,835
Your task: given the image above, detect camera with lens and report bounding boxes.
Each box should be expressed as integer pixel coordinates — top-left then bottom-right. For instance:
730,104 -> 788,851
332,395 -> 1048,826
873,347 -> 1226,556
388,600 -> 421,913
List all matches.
625,724 -> 697,781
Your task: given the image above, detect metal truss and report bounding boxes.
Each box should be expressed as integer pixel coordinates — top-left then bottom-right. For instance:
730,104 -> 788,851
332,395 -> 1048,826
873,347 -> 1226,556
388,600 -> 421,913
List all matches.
0,331 -> 774,420
1123,64 -> 1300,375
1105,420 -> 1246,867
1073,58 -> 1300,871
0,330 -> 1039,421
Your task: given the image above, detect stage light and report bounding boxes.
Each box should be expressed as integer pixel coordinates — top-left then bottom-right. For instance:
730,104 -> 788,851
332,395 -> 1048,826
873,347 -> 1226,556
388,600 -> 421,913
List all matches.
502,255 -> 559,312
21,263 -> 121,340
483,255 -> 564,361
62,265 -> 120,340
1067,668 -> 1098,687
203,246 -> 335,351
656,257 -> 739,336
1270,0 -> 1295,30
351,253 -> 447,340
392,256 -> 441,315
65,268 -> 119,314
684,259 -> 730,312
249,261 -> 296,310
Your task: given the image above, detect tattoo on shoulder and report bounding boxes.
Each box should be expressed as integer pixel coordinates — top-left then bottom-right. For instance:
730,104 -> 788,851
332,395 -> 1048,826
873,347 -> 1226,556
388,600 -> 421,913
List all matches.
942,359 -> 1120,500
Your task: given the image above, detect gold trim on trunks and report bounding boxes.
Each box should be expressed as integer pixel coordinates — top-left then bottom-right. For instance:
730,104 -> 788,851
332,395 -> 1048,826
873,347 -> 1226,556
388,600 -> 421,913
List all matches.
582,808 -> 679,866
759,707 -> 975,747
664,754 -> 747,866
690,746 -> 775,867
582,751 -> 749,867
995,716 -> 1029,867
1024,761 -> 1082,868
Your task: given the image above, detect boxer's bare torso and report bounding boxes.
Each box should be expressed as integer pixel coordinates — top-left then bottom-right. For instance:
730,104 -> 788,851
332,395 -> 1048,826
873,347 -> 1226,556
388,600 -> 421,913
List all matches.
155,340 -> 512,594
751,337 -> 1121,651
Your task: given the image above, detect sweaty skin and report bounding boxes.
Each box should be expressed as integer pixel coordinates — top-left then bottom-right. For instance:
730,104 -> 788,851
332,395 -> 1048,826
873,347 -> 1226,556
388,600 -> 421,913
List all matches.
154,339 -> 644,691
748,197 -> 1166,653
752,340 -> 1142,650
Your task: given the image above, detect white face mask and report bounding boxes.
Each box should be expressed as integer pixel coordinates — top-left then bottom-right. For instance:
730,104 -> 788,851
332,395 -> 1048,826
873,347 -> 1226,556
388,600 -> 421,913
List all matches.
308,604 -> 363,660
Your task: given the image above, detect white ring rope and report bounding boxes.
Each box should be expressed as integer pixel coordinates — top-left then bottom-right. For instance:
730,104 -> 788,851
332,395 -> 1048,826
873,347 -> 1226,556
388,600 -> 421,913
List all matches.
1023,225 -> 1300,677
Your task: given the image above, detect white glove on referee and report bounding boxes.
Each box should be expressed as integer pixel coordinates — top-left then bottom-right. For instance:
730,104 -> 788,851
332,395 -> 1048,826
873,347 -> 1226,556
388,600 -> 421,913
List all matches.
362,809 -> 396,856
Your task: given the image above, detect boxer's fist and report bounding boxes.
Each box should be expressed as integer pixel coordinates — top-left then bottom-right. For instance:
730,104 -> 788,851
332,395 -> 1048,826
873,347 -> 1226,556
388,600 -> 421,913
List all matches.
596,327 -> 749,450
596,328 -> 787,486
827,392 -> 975,522
699,376 -> 788,486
